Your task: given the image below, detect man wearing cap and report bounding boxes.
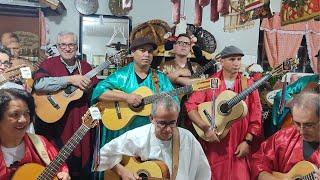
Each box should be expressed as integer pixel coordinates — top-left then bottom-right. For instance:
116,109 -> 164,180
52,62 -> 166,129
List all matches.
270,50 -> 320,134
91,37 -> 178,179
185,45 -> 262,180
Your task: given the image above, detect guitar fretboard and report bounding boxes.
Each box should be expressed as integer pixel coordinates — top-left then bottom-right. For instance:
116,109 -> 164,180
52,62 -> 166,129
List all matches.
302,171 -> 316,180
37,124 -> 90,179
143,85 -> 193,105
190,60 -> 216,79
226,74 -> 272,109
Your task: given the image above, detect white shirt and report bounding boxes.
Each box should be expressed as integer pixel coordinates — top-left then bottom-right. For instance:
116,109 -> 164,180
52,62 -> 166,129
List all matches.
97,124 -> 211,180
1,142 -> 25,167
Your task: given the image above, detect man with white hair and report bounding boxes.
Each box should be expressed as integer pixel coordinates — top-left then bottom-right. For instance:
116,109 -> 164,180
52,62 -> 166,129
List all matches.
97,95 -> 211,180
33,31 -> 98,179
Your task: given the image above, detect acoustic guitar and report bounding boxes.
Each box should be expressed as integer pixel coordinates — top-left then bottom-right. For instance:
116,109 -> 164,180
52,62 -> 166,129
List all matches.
101,78 -> 217,130
33,50 -> 126,123
193,58 -> 299,141
104,156 -> 170,180
12,104 -> 103,180
272,161 -> 318,180
0,64 -> 29,85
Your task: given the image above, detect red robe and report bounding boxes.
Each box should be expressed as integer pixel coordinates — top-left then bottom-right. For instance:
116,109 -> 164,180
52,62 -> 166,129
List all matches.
33,56 -> 98,178
0,134 -> 68,180
185,70 -> 262,180
250,126 -> 320,179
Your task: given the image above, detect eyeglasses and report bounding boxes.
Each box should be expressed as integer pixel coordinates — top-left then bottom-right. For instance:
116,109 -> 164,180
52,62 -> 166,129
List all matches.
155,120 -> 177,129
57,43 -> 77,49
293,120 -> 319,130
175,41 -> 191,47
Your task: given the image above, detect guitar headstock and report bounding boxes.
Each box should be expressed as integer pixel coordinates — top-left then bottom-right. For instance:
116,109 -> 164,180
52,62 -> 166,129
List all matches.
1,64 -> 28,83
191,78 -> 220,91
108,49 -> 128,65
271,58 -> 299,77
82,103 -> 105,128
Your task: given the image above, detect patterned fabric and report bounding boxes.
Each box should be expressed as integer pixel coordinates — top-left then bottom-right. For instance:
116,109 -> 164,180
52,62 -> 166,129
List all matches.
280,0 -> 320,26
261,13 -> 320,72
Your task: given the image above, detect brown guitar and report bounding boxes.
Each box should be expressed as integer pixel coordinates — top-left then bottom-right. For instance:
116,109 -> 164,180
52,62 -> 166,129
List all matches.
104,156 -> 170,180
12,103 -> 103,180
272,161 -> 318,179
193,58 -> 299,141
33,50 -> 125,123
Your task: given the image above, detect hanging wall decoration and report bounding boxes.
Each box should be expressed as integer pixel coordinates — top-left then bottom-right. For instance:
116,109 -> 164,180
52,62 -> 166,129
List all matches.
280,0 -> 320,26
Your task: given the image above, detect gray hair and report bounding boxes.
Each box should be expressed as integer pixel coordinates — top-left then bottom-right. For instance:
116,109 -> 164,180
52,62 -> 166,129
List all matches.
57,31 -> 78,44
151,95 -> 180,117
292,91 -> 320,118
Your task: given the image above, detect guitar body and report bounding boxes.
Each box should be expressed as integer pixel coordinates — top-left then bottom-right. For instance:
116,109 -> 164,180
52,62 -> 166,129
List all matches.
12,163 -> 57,180
194,90 -> 248,140
101,87 -> 153,131
33,89 -> 83,123
272,161 -> 317,179
104,156 -> 170,180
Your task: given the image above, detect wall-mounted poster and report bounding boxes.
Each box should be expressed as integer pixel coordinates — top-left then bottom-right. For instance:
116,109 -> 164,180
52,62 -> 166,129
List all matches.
281,0 -> 320,25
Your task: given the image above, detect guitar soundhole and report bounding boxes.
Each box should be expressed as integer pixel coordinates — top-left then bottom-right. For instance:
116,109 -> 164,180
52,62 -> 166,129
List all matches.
219,102 -> 230,114
129,102 -> 145,112
137,170 -> 150,179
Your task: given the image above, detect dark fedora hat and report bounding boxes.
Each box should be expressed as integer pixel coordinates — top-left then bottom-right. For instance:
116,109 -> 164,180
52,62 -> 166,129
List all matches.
130,37 -> 157,51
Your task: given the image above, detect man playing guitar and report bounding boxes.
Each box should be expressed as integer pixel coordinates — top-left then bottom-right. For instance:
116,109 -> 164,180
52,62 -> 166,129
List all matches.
251,92 -> 320,180
185,45 -> 262,180
33,31 -> 98,179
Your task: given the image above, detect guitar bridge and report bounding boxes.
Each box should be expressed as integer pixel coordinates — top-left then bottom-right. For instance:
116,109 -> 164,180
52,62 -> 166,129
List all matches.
47,95 -> 60,109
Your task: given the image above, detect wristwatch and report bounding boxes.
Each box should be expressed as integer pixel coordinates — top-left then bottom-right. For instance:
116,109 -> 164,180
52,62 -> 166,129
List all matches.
244,139 -> 252,145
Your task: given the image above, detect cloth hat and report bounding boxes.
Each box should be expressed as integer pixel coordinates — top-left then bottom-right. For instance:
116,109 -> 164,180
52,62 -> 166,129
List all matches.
130,37 -> 157,51
220,45 -> 244,58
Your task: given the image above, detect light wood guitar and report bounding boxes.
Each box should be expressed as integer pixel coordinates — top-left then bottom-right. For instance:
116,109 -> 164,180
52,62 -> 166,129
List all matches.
101,78 -> 217,130
33,51 -> 125,123
12,103 -> 103,180
272,161 -> 318,180
0,64 -> 29,85
193,58 -> 299,141
104,156 -> 170,180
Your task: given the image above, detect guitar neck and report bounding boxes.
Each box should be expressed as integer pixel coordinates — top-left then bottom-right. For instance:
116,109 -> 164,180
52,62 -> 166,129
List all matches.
190,60 -> 216,79
68,60 -> 111,93
302,171 -> 316,180
143,85 -> 193,105
226,74 -> 272,108
39,124 -> 90,179
85,60 -> 111,79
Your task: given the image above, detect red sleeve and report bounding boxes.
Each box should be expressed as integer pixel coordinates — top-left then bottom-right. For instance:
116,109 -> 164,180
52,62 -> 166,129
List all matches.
185,89 -> 210,112
39,136 -> 69,173
250,136 -> 276,179
247,79 -> 262,138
